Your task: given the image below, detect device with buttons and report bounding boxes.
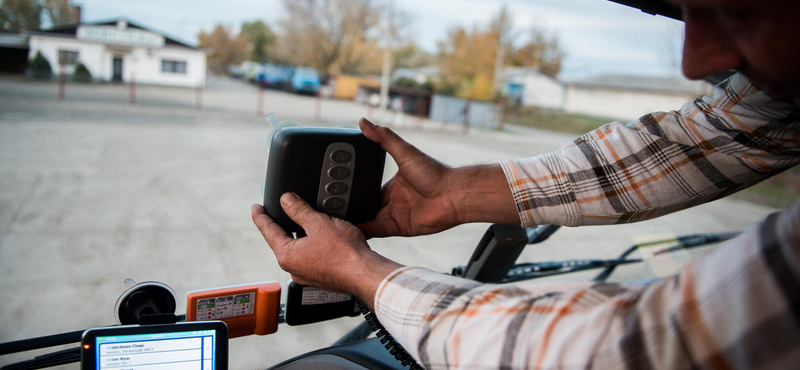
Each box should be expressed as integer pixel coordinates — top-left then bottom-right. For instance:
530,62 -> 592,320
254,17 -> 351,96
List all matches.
316,142 -> 357,218
185,282 -> 282,339
262,118 -> 386,233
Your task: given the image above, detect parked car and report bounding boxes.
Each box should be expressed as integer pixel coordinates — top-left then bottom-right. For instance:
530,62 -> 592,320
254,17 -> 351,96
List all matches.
256,64 -> 292,88
228,61 -> 259,80
242,62 -> 264,82
289,66 -> 320,95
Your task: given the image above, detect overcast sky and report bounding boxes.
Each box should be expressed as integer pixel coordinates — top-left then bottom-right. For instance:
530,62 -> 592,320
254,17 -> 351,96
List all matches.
76,0 -> 685,81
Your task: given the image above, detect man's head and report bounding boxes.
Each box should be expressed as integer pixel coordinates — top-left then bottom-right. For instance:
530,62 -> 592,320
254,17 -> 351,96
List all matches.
670,0 -> 800,105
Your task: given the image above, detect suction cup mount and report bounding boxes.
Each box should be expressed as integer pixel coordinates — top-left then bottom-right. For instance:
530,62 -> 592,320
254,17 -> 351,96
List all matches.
115,279 -> 178,325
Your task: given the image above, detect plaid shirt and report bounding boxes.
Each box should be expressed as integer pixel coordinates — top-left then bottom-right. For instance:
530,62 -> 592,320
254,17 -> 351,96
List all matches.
374,73 -> 800,369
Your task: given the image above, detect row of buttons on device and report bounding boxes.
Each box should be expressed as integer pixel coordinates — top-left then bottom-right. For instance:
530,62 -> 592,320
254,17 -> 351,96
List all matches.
324,149 -> 352,211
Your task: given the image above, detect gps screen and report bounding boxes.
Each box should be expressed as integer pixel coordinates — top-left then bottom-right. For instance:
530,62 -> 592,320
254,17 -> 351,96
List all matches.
94,329 -> 217,370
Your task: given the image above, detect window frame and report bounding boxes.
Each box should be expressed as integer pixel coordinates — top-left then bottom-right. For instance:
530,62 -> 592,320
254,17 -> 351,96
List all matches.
58,49 -> 79,65
161,59 -> 187,74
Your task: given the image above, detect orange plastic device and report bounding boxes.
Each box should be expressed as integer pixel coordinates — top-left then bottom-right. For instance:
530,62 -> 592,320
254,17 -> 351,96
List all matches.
186,281 -> 281,338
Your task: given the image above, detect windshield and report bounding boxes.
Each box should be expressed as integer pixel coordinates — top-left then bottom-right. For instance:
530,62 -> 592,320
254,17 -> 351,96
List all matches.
0,0 -> 793,368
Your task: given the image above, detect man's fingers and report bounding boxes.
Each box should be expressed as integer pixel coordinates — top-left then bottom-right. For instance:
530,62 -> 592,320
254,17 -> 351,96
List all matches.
280,192 -> 325,230
359,117 -> 423,165
251,204 -> 292,253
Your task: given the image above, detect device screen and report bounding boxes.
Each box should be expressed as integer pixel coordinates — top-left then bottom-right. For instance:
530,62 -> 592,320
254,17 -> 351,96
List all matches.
195,292 -> 254,320
94,329 -> 217,370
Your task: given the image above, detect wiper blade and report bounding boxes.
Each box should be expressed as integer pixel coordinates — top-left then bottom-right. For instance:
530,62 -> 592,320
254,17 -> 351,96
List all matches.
592,232 -> 741,282
0,314 -> 188,357
0,347 -> 80,370
0,330 -> 84,357
500,232 -> 741,283
503,258 -> 643,283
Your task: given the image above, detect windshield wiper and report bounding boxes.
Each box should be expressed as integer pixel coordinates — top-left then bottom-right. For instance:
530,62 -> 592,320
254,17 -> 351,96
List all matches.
0,347 -> 80,370
0,314 -> 187,370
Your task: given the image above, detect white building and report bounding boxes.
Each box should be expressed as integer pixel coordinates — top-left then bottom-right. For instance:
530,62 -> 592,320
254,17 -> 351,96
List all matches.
502,67 -> 714,122
28,18 -> 206,88
564,75 -> 713,121
503,68 -> 566,110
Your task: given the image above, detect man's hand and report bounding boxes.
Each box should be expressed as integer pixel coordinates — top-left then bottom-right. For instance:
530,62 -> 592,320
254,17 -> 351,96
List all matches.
357,118 -> 520,239
251,193 -> 402,307
356,118 -> 463,238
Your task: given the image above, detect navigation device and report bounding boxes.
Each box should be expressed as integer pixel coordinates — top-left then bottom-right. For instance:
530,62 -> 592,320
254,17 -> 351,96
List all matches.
80,321 -> 229,370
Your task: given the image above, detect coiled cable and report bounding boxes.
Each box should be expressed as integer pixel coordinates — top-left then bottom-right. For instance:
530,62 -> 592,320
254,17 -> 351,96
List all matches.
355,298 -> 423,370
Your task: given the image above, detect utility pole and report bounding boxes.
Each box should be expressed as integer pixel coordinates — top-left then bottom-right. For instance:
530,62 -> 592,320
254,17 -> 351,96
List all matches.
378,0 -> 394,124
492,5 -> 510,95
493,41 -> 505,94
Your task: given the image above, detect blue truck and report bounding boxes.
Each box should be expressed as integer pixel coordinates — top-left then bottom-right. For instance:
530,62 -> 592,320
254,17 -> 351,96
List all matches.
288,67 -> 320,95
255,64 -> 292,89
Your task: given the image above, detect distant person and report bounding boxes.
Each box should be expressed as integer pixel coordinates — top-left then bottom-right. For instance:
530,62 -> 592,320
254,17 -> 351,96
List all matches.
391,96 -> 405,127
253,0 -> 800,368
369,93 -> 380,108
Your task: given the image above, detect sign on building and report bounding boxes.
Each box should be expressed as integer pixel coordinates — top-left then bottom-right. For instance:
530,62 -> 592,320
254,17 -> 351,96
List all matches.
77,25 -> 165,48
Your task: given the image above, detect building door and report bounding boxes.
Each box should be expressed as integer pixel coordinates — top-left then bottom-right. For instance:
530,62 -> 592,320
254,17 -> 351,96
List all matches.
508,83 -> 523,105
112,57 -> 123,82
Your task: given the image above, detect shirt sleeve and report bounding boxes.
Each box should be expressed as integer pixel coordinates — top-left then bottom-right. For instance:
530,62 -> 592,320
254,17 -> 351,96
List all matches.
501,73 -> 800,227
374,202 -> 800,370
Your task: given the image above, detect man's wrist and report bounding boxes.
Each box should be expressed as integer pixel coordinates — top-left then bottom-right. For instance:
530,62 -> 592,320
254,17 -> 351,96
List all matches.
349,250 -> 404,310
449,164 -> 520,225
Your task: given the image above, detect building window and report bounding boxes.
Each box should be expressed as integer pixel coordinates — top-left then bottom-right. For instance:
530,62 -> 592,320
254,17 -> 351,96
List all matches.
162,60 -> 187,74
58,50 -> 79,65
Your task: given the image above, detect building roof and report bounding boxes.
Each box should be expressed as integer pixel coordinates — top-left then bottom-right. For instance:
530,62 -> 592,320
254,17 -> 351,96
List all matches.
568,74 -> 711,95
503,67 -> 564,86
27,18 -> 196,49
0,34 -> 28,49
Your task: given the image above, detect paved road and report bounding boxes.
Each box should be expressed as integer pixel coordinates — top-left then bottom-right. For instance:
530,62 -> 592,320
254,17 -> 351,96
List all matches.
0,76 -> 778,368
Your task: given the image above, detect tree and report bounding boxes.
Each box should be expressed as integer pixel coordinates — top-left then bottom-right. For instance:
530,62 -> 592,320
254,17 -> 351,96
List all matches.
73,62 -> 91,81
28,50 -> 51,75
1,0 -> 79,33
436,26 -> 497,101
239,20 -> 276,64
0,0 -> 44,33
392,44 -> 435,70
490,5 -> 514,93
277,0 -> 383,76
43,0 -> 79,28
508,27 -> 564,77
198,24 -> 247,75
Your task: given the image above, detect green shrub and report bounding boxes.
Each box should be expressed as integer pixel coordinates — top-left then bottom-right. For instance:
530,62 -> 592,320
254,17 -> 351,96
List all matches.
28,51 -> 52,76
392,77 -> 419,89
74,62 -> 91,81
434,81 -> 458,97
419,81 -> 434,92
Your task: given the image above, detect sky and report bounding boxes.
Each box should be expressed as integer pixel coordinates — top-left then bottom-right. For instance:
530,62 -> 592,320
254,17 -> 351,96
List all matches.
75,0 -> 685,81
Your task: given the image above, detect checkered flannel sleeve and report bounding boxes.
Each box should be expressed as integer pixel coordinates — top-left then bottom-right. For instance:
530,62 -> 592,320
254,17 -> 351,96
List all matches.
374,202 -> 800,369
501,73 -> 800,227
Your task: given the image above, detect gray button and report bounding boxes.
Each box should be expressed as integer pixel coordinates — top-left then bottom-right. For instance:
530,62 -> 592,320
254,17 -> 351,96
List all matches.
325,182 -> 348,195
331,150 -> 352,163
323,197 -> 345,210
328,166 -> 350,179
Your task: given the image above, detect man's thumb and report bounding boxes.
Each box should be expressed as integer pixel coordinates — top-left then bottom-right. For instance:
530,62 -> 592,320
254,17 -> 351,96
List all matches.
280,192 -> 319,228
358,117 -> 421,164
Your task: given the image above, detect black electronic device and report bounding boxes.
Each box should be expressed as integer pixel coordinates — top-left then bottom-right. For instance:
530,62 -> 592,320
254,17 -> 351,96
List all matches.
80,321 -> 229,370
283,280 -> 360,326
262,115 -> 386,233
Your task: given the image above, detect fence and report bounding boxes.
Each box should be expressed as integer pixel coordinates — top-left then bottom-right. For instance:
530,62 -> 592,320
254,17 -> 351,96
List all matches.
428,95 -> 500,130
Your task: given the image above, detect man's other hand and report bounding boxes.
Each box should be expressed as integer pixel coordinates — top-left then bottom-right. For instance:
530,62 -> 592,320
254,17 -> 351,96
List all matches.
357,118 -> 520,239
357,117 -> 465,238
251,194 -> 402,306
